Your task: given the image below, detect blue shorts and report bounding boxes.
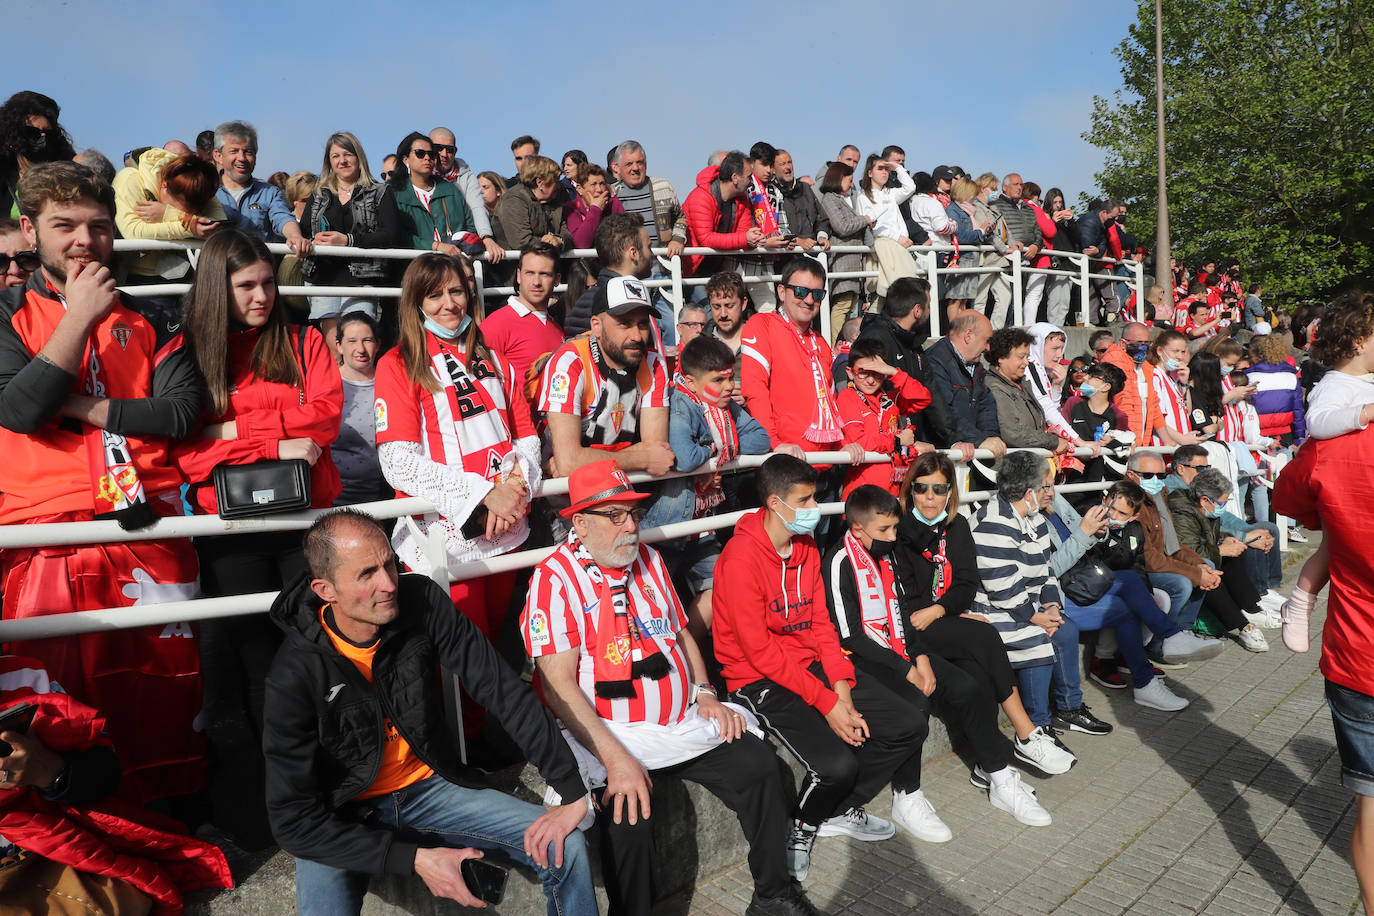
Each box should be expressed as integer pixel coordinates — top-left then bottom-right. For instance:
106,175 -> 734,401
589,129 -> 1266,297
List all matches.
662,536 -> 719,598
1326,679 -> 1374,797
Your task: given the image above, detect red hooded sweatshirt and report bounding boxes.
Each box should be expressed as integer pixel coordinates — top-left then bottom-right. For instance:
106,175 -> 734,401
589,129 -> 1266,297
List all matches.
712,508 -> 855,713
683,165 -> 753,275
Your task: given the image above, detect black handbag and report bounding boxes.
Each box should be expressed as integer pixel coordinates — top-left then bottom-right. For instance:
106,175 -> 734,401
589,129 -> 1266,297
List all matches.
1059,556 -> 1116,606
209,326 -> 314,519
212,458 -> 311,519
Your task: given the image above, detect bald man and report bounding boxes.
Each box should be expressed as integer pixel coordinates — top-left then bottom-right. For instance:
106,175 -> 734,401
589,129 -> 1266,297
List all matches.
428,126 -> 501,261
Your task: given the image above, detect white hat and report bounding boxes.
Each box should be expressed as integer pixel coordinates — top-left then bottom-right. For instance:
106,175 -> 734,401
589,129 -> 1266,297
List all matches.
1252,321 -> 1273,336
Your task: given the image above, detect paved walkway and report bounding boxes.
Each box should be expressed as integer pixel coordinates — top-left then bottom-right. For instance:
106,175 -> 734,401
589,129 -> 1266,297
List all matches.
689,548 -> 1365,915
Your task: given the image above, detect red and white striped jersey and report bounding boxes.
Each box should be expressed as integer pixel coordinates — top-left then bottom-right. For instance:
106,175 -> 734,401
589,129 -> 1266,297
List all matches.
1152,369 -> 1190,443
523,538 -> 692,726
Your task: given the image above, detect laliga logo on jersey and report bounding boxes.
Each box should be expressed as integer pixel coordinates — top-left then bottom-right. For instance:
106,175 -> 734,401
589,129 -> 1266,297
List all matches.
528,609 -> 550,648
549,371 -> 570,406
111,322 -> 132,350
374,399 -> 388,433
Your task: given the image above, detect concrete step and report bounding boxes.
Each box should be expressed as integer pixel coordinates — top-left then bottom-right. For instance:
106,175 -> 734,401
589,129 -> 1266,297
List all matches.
186,714 -> 958,915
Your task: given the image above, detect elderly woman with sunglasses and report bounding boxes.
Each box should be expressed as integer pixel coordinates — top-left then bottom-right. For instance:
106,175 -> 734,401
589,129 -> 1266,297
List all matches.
894,452 -> 1075,786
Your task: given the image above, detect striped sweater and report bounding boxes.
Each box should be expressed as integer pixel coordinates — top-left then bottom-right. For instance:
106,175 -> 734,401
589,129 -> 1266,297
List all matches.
970,496 -> 1061,669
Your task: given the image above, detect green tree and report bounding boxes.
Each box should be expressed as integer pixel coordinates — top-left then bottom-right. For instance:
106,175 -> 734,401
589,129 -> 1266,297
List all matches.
1087,0 -> 1374,300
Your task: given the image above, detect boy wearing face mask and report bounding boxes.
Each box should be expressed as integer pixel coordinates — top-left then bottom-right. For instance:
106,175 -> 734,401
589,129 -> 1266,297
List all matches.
714,455 -> 926,881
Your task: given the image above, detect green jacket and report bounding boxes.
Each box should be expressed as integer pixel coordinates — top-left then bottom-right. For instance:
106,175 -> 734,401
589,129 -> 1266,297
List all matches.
393,179 -> 475,250
1166,488 -> 1221,566
985,368 -> 1059,451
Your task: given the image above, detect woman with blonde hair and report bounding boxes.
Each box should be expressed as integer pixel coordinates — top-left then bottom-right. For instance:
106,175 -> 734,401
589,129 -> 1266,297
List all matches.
943,177 -> 994,323
299,130 -> 400,340
492,154 -> 574,252
373,253 -> 540,707
970,172 -> 1013,325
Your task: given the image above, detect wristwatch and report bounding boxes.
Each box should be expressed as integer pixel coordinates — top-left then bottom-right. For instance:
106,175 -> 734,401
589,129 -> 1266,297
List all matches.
693,683 -> 717,702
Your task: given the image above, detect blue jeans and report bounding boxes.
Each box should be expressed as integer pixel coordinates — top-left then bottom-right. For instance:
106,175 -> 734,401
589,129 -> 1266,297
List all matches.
1327,680 -> 1374,797
1241,521 -> 1283,591
1065,572 -> 1182,688
1150,571 -> 1194,622
293,776 -> 595,916
1016,615 -> 1082,728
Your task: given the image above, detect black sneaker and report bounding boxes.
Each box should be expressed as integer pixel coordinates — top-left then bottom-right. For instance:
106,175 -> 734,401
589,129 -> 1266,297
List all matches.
1114,653 -> 1167,678
1089,657 -> 1127,690
747,882 -> 822,916
1053,705 -> 1114,736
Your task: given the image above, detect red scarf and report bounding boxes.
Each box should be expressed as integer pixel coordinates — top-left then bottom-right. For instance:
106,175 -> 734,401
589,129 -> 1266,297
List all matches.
574,538 -> 672,699
857,388 -> 909,484
748,176 -> 781,237
920,527 -> 953,600
82,337 -> 154,530
775,313 -> 843,444
841,532 -> 908,659
673,379 -> 739,514
427,333 -> 514,481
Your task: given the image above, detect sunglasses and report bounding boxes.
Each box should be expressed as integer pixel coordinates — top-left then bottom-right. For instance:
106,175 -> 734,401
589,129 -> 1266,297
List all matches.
582,506 -> 647,526
432,144 -> 456,155
410,148 -> 436,160
782,283 -> 826,303
0,250 -> 40,273
909,482 -> 950,496
1136,471 -> 1167,480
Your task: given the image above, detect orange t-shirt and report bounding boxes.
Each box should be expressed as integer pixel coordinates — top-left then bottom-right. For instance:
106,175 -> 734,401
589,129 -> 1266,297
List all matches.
320,606 -> 435,799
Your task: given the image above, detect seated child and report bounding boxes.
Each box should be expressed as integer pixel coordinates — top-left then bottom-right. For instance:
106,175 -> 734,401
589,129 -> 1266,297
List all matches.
662,334 -> 772,637
835,338 -> 933,499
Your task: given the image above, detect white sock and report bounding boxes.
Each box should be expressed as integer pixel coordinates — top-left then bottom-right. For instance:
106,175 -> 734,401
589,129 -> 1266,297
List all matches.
987,766 -> 1016,787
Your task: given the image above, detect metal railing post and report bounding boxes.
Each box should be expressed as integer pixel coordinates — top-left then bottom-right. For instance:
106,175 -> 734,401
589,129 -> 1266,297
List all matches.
1078,252 -> 1091,322
474,257 -> 486,307
669,254 -> 684,329
1012,255 -> 1025,327
1132,258 -> 1145,316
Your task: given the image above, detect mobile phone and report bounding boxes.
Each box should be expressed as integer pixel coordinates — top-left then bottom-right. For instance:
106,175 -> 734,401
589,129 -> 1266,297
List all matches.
460,505 -> 489,540
0,702 -> 37,756
460,857 -> 508,905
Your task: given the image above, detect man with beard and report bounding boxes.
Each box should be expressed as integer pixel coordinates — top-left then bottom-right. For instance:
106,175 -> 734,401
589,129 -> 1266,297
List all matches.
524,460 -> 816,916
0,161 -> 205,805
539,273 -> 674,477
428,126 -> 503,263
772,149 -> 829,254
564,211 -> 654,337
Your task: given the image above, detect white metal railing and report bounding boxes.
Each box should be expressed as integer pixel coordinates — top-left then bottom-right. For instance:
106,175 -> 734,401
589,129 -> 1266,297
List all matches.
0,444 -> 1166,641
111,239 -> 1145,341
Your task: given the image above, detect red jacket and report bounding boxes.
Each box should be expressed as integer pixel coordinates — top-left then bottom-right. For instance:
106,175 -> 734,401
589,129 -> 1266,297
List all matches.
171,325 -> 343,513
1029,202 -> 1057,269
683,165 -> 753,274
836,370 -> 931,498
1275,430 -> 1374,693
712,509 -> 855,713
0,658 -> 232,914
740,311 -> 836,450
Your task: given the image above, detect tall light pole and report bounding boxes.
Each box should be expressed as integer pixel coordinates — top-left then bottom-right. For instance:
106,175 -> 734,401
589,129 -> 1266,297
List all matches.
1154,0 -> 1172,298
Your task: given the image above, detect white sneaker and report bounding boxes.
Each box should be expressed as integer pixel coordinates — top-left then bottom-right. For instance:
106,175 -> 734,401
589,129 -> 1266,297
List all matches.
1258,591 -> 1286,613
1288,527 -> 1309,543
816,806 -> 894,841
988,768 -> 1053,827
1234,624 -> 1270,652
890,789 -> 952,843
1134,676 -> 1189,711
1158,630 -> 1224,664
1244,608 -> 1283,630
1013,725 -> 1077,775
786,820 -> 817,880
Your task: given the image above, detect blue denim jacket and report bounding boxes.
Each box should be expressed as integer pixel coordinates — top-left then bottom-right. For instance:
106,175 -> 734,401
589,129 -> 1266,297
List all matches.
217,179 -> 297,241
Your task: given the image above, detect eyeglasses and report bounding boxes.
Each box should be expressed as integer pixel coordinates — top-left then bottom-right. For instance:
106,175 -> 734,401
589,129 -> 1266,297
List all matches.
410,148 -> 436,160
380,170 -> 394,181
1135,471 -> 1167,480
909,482 -> 950,496
782,284 -> 826,303
433,144 -> 456,155
678,320 -> 706,330
0,251 -> 40,273
581,506 -> 647,526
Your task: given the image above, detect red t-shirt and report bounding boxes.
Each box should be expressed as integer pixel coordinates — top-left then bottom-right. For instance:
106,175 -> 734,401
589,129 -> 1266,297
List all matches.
480,297 -> 566,386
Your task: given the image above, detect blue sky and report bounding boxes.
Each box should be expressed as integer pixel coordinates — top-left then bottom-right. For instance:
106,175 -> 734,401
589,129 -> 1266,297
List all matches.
13,0 -> 1141,203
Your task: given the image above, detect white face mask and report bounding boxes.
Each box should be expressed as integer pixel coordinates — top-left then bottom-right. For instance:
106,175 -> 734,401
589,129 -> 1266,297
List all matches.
1025,490 -> 1040,512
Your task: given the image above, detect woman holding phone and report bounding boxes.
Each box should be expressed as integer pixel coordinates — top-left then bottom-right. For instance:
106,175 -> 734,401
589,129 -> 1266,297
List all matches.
373,252 -> 540,662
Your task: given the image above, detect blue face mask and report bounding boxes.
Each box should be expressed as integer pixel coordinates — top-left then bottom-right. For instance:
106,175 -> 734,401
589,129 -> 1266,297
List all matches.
1138,476 -> 1166,496
986,190 -> 999,202
775,500 -> 821,537
1164,357 -> 1183,372
1079,383 -> 1099,398
424,314 -> 471,340
1206,500 -> 1228,519
913,507 -> 947,527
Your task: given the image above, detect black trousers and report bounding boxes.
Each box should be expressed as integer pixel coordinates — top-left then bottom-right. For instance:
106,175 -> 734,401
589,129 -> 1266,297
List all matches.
917,613 -> 1019,704
196,529 -> 308,849
596,734 -> 790,915
1203,554 -> 1263,630
733,660 -> 925,827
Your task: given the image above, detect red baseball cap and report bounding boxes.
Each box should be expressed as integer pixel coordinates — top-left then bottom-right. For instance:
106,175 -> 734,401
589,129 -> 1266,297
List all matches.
561,459 -> 651,517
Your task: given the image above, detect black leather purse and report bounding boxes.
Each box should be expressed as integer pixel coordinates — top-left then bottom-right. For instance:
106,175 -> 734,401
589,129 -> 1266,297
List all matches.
1059,556 -> 1117,606
212,458 -> 311,519
209,326 -> 314,519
